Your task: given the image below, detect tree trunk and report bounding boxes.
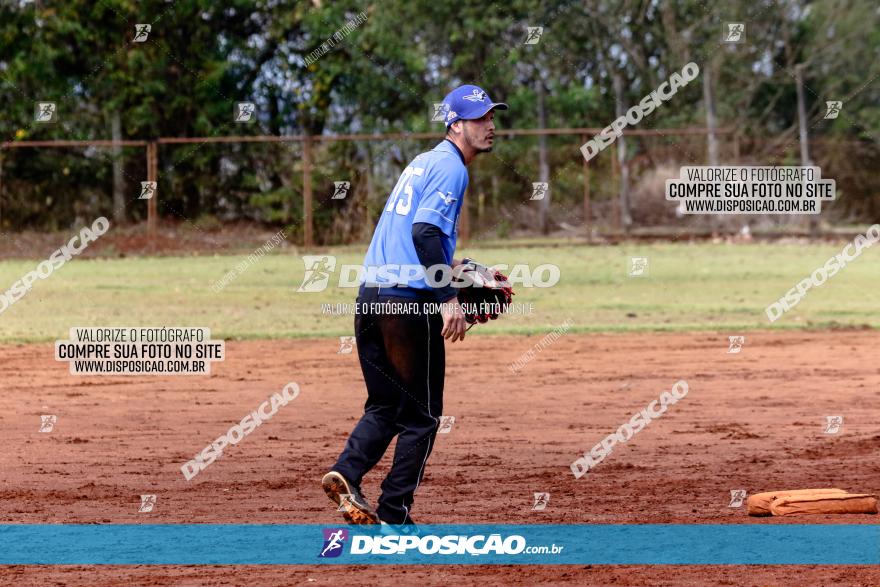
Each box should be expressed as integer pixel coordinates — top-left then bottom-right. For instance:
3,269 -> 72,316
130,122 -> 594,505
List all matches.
364,144 -> 374,240
703,63 -> 719,166
111,111 -> 125,223
613,73 -> 632,231
536,78 -> 550,234
795,63 -> 819,236
703,60 -> 720,231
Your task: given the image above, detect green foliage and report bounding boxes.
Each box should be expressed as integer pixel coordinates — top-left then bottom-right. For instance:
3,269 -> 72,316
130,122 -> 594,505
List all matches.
0,0 -> 878,234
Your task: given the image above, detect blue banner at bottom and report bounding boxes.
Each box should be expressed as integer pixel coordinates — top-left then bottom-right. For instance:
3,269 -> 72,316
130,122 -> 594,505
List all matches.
0,524 -> 877,565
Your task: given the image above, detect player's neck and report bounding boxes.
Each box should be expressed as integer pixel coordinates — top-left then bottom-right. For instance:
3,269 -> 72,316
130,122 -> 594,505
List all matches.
445,136 -> 477,166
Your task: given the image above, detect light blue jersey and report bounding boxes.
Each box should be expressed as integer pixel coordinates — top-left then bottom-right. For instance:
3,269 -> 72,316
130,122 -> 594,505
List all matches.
362,140 -> 468,292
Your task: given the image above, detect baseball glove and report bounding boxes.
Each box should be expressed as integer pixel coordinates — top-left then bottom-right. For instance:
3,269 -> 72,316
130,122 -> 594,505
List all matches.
452,258 -> 514,325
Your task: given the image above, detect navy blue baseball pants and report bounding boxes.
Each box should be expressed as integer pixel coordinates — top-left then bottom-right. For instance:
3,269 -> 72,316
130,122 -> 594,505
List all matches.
332,286 -> 445,524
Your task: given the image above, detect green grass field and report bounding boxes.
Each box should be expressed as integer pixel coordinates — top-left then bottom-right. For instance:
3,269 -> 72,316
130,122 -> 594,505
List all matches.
0,242 -> 877,343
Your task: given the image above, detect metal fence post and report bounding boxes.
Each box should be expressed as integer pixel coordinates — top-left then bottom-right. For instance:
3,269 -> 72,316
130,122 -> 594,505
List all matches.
611,152 -> 621,234
146,141 -> 158,240
581,134 -> 591,242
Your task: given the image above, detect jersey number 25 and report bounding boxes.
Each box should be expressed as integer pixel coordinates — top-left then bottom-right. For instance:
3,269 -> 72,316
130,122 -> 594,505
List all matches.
385,166 -> 424,216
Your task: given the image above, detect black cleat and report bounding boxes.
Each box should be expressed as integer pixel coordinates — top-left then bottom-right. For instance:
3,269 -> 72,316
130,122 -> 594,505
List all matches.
321,471 -> 380,525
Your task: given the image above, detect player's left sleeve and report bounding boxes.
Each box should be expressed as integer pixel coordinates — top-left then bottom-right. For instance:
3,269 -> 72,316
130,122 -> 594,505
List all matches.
412,222 -> 458,302
412,161 -> 468,237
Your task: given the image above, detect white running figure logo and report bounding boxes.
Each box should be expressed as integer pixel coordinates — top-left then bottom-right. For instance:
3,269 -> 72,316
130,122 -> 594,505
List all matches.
321,529 -> 346,557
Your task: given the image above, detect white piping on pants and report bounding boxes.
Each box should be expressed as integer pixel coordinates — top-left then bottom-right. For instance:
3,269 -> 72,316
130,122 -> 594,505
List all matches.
410,312 -> 438,510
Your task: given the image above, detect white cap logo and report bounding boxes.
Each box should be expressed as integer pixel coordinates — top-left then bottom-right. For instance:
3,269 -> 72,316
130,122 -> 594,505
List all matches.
462,89 -> 487,102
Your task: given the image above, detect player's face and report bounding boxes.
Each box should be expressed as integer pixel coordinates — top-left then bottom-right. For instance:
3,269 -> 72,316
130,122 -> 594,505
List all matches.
463,110 -> 496,153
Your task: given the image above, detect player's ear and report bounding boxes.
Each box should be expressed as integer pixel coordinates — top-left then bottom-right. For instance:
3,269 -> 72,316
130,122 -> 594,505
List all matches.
448,120 -> 463,136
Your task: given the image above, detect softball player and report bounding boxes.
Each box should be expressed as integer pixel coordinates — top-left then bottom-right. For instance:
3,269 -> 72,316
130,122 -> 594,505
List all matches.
322,84 -> 508,525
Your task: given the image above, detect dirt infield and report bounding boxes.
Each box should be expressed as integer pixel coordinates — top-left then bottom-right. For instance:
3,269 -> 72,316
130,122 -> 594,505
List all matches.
1,330 -> 879,585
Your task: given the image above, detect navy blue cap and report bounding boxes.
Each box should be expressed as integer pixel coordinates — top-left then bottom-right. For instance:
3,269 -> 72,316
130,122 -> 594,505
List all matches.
441,85 -> 508,127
